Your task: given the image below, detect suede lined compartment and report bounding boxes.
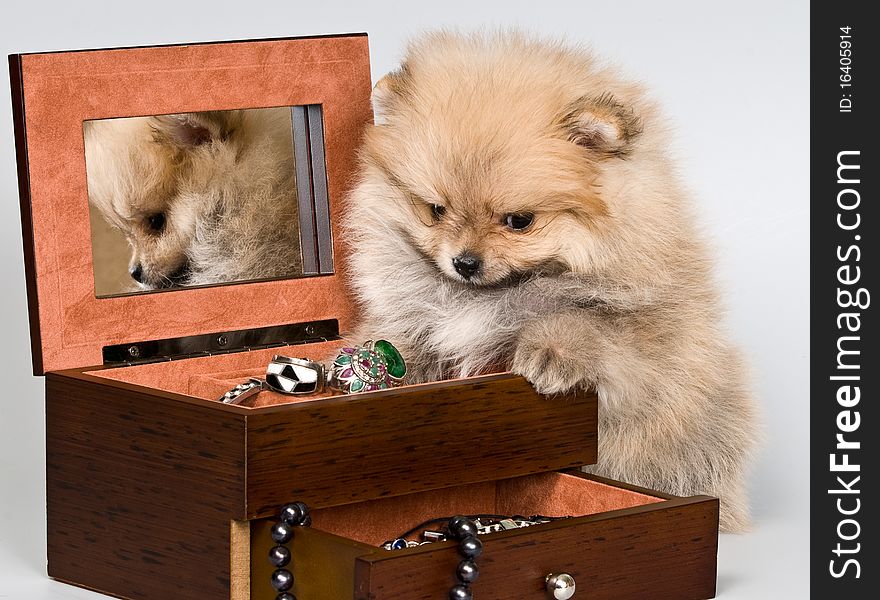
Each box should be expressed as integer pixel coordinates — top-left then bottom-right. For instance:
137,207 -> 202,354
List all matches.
93,340 -> 344,407
309,472 -> 663,547
92,339 -> 504,408
18,36 -> 372,374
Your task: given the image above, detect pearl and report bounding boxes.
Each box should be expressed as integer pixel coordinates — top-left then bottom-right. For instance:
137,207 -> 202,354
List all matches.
457,559 -> 480,583
390,538 -> 408,550
271,522 -> 294,544
271,568 -> 294,592
448,516 -> 478,540
280,503 -> 305,526
284,501 -> 309,523
269,545 -> 291,567
277,594 -> 297,600
293,502 -> 310,520
449,584 -> 473,600
459,536 -> 483,558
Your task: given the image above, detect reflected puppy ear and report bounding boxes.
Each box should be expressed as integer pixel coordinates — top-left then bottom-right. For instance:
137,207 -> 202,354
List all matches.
372,64 -> 411,123
150,111 -> 240,147
560,94 -> 643,156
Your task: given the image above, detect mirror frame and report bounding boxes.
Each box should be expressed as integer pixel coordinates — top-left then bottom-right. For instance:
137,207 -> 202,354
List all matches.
10,34 -> 371,374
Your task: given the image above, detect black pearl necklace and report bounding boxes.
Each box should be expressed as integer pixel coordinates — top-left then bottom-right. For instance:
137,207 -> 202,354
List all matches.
268,506 -> 485,599
268,501 -> 311,600
447,516 -> 483,600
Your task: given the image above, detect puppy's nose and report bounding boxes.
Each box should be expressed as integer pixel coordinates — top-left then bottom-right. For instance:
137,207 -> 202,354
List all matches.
452,253 -> 482,279
130,264 -> 144,283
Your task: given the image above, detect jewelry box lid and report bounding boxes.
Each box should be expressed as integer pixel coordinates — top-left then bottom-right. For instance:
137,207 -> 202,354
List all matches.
10,34 -> 372,375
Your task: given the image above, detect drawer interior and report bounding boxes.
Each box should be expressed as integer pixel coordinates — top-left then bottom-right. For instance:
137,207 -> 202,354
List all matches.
249,472 -> 671,600
308,471 -> 663,546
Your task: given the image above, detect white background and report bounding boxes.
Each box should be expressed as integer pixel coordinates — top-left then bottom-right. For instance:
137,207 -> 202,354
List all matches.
0,1 -> 809,598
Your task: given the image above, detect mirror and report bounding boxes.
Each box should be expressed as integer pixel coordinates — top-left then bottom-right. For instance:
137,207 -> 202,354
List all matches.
84,105 -> 332,297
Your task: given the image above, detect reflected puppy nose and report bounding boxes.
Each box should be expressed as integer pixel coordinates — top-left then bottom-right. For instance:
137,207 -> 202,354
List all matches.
452,253 -> 482,279
130,264 -> 144,283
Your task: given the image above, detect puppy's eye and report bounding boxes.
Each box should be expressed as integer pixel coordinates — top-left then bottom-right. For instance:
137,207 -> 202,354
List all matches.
430,204 -> 446,221
504,213 -> 534,231
147,213 -> 166,233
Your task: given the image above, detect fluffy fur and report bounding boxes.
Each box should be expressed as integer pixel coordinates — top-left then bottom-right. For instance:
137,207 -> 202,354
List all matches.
344,31 -> 758,532
84,108 -> 301,290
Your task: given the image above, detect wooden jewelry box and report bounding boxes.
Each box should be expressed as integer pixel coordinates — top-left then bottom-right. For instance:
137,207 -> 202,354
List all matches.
10,34 -> 719,600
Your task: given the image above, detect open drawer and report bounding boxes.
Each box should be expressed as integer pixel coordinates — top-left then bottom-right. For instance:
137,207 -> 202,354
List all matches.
248,471 -> 719,600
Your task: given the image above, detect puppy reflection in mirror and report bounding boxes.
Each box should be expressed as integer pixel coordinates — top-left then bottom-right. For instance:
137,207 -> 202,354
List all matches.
84,108 -> 301,291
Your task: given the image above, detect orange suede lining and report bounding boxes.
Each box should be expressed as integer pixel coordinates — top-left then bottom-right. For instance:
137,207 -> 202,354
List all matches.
93,340 -> 344,407
19,36 -> 372,373
309,472 -> 663,546
92,339 -> 503,408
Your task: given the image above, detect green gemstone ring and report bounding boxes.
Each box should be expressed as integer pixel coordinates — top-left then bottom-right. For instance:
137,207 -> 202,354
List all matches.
328,339 -> 407,394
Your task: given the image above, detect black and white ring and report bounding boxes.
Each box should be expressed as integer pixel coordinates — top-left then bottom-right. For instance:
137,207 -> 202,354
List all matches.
266,355 -> 326,395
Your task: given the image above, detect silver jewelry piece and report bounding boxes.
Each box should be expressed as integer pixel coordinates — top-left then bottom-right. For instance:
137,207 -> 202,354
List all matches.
218,377 -> 266,405
266,355 -> 326,395
382,539 -> 431,551
218,356 -> 326,404
546,573 -> 576,600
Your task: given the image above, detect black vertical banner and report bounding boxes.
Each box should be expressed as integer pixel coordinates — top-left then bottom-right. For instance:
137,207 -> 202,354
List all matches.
812,2 -> 876,597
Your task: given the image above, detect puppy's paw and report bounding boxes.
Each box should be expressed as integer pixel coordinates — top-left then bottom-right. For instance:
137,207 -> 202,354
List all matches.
511,337 -> 586,395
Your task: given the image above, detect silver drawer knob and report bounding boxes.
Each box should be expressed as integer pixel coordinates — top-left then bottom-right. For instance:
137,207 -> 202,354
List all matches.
545,573 -> 576,599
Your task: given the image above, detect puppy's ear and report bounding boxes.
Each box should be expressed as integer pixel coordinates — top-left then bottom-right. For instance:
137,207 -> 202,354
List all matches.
372,65 -> 411,123
150,111 -> 239,147
560,94 -> 642,156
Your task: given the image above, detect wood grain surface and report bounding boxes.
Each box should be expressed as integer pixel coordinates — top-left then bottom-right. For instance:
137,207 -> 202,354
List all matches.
244,375 -> 597,518
45,357 -> 716,600
46,374 -> 246,600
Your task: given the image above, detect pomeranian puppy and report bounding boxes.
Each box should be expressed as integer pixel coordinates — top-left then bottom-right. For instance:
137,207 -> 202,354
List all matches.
84,108 -> 301,290
344,31 -> 758,532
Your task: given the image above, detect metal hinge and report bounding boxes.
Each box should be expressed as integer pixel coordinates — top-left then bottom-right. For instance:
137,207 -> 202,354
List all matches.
102,319 -> 340,366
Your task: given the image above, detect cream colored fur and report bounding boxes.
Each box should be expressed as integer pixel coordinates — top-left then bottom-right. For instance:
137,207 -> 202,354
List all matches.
344,31 -> 758,532
84,108 -> 301,290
